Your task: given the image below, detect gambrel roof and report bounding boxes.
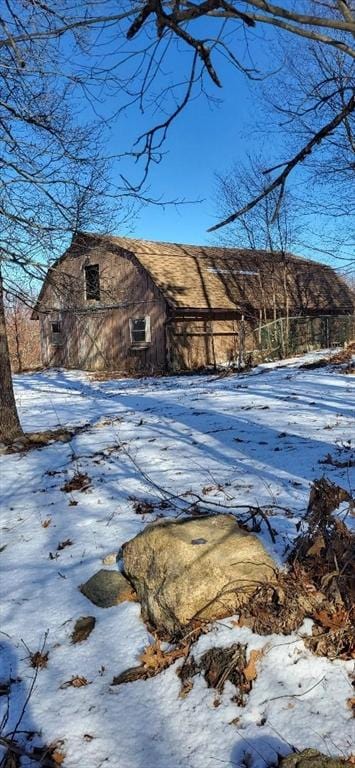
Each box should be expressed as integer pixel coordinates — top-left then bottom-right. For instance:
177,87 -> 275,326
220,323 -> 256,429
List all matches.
34,232 -> 354,315
106,235 -> 354,314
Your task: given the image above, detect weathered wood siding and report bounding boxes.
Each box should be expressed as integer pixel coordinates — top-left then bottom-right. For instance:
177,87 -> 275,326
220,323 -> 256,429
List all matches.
38,241 -> 167,372
168,317 -> 243,369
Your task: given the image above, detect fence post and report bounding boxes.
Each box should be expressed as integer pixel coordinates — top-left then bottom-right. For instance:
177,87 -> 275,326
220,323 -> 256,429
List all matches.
238,314 -> 245,372
326,316 -> 330,347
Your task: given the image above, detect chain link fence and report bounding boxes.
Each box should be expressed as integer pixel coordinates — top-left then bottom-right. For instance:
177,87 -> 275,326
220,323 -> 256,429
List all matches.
251,314 -> 355,362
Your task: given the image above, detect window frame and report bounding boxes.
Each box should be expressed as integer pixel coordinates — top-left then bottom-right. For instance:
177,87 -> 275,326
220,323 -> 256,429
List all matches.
51,320 -> 63,346
84,263 -> 101,301
129,315 -> 151,347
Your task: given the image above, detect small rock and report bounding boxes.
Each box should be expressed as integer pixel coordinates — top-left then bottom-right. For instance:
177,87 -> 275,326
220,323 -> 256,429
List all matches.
102,552 -> 118,566
80,569 -> 135,608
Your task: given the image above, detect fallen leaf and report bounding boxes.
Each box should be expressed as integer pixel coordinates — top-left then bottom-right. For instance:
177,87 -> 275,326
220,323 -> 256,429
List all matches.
71,616 -> 96,644
60,675 -> 89,689
32,741 -> 65,765
306,533 -> 325,557
29,650 -> 49,669
57,538 -> 73,551
179,679 -> 193,699
112,639 -> 189,686
244,649 -> 264,682
313,609 -> 349,630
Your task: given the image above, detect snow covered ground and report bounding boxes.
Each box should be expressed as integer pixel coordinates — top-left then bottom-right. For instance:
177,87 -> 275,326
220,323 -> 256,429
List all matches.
0,352 -> 354,768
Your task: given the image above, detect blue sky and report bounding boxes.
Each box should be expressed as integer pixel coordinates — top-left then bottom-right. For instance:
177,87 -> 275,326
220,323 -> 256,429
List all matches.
127,84 -> 254,244
97,22 -> 280,245
62,16 -> 351,272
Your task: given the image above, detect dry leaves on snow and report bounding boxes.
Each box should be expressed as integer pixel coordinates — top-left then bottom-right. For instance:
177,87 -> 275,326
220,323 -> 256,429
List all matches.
29,650 -> 49,670
237,479 -> 354,660
177,643 -> 262,706
61,472 -> 91,493
71,616 -> 96,644
139,639 -> 188,671
0,737 -> 65,768
60,676 -> 90,689
111,636 -> 192,686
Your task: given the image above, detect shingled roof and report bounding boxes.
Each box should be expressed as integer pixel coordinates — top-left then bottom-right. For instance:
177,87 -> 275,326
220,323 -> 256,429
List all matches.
34,233 -> 354,315
107,235 -> 353,314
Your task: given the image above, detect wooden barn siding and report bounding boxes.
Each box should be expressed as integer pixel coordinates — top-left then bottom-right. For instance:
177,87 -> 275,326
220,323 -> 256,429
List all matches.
168,317 -> 244,369
73,305 -> 166,372
39,243 -> 167,372
40,311 -> 64,367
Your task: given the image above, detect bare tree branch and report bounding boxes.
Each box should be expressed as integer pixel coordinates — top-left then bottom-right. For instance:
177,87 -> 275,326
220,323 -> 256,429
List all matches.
208,91 -> 355,232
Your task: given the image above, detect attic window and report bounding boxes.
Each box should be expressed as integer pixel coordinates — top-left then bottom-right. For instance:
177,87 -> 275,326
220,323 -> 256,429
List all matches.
129,316 -> 151,346
51,321 -> 62,345
85,264 -> 100,300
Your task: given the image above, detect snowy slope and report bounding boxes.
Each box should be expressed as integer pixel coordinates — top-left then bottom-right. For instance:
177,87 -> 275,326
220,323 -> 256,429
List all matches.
0,353 -> 354,767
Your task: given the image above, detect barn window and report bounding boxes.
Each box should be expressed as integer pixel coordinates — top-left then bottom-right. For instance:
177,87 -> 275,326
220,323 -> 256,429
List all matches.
51,321 -> 62,344
85,264 -> 100,300
129,316 -> 151,346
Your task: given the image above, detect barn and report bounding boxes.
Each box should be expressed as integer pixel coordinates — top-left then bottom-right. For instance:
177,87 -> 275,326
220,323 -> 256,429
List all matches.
33,232 -> 354,373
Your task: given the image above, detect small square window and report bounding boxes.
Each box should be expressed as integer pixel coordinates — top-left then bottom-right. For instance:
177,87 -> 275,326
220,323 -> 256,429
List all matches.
52,321 -> 61,334
130,316 -> 151,345
85,264 -> 100,300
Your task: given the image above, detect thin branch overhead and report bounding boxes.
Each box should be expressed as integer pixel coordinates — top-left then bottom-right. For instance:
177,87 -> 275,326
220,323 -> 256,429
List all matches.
208,91 -> 355,231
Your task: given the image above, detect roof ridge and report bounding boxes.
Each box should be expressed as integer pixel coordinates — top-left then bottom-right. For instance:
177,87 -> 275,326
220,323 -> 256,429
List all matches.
82,231 -> 323,267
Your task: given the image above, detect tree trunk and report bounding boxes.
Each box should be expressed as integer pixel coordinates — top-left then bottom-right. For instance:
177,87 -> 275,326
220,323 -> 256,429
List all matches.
0,268 -> 24,444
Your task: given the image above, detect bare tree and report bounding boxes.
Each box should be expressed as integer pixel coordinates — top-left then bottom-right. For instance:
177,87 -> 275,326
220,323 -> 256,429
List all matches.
214,157 -> 300,253
214,157 -> 301,326
1,1 -> 354,213
5,296 -> 41,373
248,36 -> 355,272
0,270 -> 23,442
0,6 -> 124,443
1,0 -> 354,441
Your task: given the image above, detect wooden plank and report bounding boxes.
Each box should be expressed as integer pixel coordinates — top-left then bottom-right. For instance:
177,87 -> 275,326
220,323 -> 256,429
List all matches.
172,332 -> 239,337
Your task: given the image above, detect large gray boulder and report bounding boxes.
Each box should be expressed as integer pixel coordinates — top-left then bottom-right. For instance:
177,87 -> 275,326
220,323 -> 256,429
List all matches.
123,515 -> 276,634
